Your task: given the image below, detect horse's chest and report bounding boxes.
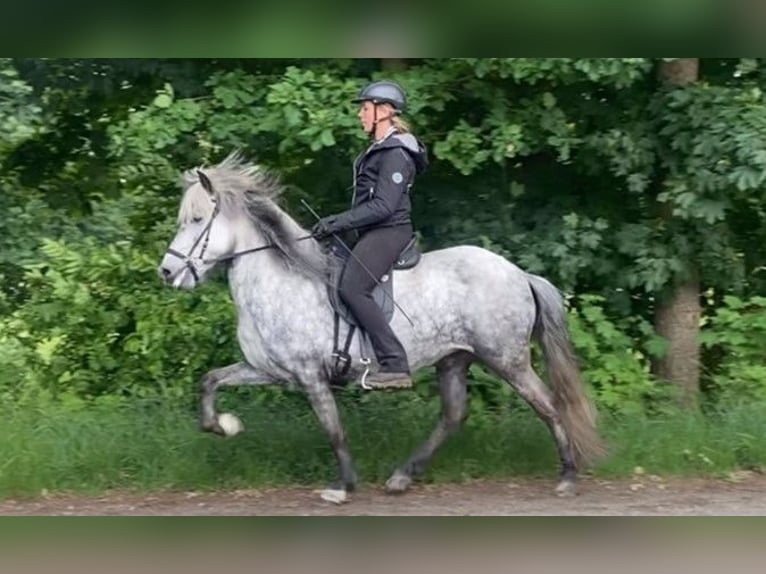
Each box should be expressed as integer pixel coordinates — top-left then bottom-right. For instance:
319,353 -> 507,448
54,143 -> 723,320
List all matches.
235,292 -> 322,369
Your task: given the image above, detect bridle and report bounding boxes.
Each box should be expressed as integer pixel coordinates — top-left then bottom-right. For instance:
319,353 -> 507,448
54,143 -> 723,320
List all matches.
164,196 -> 221,283
164,194 -> 311,284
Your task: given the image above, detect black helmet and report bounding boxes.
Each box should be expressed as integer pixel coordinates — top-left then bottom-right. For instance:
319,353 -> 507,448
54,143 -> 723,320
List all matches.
352,80 -> 406,112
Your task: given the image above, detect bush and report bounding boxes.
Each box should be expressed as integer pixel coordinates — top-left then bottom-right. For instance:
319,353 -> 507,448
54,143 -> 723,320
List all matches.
700,295 -> 766,405
0,236 -> 238,401
566,294 -> 673,415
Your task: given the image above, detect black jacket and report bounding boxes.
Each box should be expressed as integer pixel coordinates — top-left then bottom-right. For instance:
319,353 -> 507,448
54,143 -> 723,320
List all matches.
331,130 -> 428,235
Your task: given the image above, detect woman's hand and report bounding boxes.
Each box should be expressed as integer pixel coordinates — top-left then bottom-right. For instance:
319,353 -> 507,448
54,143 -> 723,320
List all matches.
311,215 -> 340,239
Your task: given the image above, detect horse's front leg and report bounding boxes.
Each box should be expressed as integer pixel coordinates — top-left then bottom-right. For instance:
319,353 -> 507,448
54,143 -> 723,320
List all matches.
300,376 -> 357,504
199,361 -> 275,435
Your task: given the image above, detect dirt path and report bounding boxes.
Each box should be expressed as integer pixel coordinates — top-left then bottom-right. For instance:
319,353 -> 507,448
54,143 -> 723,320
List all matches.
1,474 -> 764,515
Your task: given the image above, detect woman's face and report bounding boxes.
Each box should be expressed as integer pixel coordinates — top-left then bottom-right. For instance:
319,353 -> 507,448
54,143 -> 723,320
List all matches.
357,100 -> 377,133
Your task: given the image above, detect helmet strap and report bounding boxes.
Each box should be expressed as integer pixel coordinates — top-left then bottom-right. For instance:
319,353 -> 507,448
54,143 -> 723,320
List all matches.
369,103 -> 397,139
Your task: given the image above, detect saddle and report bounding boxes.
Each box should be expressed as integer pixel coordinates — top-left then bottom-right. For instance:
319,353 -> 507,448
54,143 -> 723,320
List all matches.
325,234 -> 420,381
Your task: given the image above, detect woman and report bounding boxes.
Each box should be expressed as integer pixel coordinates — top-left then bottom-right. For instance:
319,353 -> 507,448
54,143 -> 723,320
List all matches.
311,79 -> 428,389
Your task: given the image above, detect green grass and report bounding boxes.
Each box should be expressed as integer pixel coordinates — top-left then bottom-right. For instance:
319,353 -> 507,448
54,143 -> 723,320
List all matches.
0,391 -> 764,498
595,404 -> 766,476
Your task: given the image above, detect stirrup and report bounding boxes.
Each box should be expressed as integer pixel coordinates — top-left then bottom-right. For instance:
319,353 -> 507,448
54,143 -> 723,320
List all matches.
359,358 -> 373,390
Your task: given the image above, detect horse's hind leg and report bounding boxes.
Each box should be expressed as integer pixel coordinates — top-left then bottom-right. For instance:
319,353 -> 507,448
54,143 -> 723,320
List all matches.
199,361 -> 275,434
386,351 -> 472,494
496,360 -> 579,497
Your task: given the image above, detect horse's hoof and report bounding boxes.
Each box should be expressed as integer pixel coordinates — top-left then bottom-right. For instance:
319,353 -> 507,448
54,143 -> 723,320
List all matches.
555,479 -> 577,497
319,488 -> 348,504
385,471 -> 412,494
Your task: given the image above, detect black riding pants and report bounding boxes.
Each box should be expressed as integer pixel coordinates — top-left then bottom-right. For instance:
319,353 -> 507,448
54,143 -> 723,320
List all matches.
338,224 -> 413,373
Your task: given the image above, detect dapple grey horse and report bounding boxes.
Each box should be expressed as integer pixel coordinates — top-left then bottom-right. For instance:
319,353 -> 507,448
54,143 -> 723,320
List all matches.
158,154 -> 603,504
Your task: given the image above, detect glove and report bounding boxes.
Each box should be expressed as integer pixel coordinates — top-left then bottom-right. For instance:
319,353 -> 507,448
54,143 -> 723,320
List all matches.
311,215 -> 340,240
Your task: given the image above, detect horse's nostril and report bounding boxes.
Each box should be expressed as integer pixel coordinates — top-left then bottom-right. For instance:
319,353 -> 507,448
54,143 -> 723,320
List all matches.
160,266 -> 172,279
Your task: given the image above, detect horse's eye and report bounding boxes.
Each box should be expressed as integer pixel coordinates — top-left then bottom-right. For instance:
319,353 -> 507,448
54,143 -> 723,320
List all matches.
192,216 -> 203,224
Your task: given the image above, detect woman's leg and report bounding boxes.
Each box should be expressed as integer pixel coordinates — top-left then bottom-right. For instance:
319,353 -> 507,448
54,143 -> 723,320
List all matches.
338,225 -> 412,373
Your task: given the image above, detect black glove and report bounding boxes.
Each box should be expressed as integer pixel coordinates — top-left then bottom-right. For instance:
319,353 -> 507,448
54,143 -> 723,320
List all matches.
311,215 -> 340,240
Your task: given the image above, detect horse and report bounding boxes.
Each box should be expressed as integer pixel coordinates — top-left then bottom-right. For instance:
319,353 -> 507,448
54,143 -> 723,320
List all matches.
157,153 -> 604,504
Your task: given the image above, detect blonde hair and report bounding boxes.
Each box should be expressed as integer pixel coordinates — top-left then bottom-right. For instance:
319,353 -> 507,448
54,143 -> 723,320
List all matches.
392,115 -> 410,133
374,102 -> 411,133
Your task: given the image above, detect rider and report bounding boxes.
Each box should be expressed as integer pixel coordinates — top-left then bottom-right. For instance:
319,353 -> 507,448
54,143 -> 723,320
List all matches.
311,79 -> 428,389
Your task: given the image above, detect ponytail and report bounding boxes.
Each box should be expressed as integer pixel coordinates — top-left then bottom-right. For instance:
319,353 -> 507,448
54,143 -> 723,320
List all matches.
391,115 -> 410,134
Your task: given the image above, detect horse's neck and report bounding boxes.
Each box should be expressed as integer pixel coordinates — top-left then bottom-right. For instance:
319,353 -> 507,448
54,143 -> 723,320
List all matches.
226,222 -> 322,306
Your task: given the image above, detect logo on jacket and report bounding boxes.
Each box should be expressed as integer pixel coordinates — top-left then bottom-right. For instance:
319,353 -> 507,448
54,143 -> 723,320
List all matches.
392,172 -> 403,184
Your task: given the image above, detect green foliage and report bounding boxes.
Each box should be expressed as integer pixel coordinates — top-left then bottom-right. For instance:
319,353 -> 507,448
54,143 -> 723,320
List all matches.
422,59 -> 652,176
0,58 -> 42,152
515,213 -> 612,292
654,83 -> 766,223
427,82 -> 581,172
5,58 -> 766,404
581,124 -> 656,195
0,236 -> 237,401
0,186 -> 80,291
465,58 -> 653,87
614,223 -> 688,293
260,66 -> 364,155
700,295 -> 766,404
566,295 -> 672,415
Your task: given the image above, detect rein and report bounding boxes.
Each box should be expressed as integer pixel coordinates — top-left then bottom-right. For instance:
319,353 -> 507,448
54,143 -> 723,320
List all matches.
201,234 -> 314,265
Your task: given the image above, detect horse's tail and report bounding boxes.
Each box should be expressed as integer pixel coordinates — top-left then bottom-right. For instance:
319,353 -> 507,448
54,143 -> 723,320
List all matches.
526,273 -> 605,466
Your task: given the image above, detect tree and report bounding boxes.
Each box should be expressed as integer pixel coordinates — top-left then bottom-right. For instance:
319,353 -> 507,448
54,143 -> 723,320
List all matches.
653,58 -> 701,407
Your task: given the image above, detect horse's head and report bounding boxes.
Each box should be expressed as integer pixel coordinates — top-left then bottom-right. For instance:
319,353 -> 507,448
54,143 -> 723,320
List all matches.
159,152 -> 328,289
158,169 -> 237,288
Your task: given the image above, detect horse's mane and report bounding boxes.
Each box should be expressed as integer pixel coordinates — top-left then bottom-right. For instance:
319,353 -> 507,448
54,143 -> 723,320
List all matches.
179,152 -> 329,278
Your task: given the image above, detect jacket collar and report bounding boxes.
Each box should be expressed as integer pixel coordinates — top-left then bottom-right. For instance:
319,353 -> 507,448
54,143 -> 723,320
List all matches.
374,126 -> 397,144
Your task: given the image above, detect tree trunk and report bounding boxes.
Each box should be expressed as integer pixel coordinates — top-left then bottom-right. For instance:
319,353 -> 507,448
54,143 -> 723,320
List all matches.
654,58 -> 701,408
654,280 -> 701,406
658,58 -> 699,85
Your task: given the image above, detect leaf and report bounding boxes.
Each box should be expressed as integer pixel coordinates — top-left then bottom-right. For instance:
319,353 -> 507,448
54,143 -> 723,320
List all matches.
563,213 -> 579,227
284,105 -> 302,127
153,94 -> 172,109
319,129 -> 335,147
35,334 -> 67,365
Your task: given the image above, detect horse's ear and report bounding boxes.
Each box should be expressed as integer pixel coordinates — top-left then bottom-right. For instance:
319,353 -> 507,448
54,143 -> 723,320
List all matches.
197,170 -> 215,195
